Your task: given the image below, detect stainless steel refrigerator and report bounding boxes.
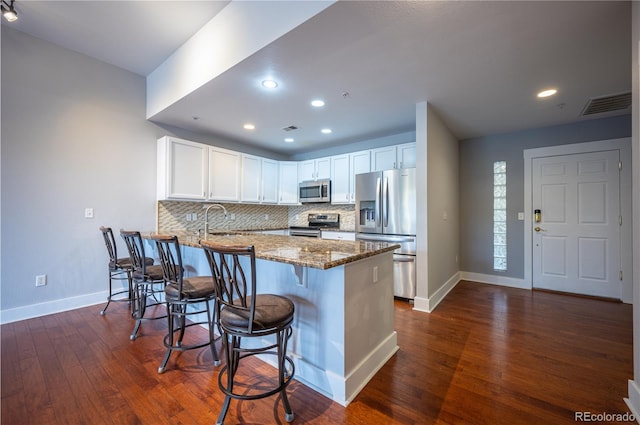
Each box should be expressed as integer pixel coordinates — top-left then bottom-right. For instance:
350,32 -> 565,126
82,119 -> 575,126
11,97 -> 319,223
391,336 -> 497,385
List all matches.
355,168 -> 416,299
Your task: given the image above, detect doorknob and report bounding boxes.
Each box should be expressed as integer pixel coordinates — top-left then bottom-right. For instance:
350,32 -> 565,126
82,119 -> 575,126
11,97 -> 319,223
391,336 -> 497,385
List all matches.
534,227 -> 546,232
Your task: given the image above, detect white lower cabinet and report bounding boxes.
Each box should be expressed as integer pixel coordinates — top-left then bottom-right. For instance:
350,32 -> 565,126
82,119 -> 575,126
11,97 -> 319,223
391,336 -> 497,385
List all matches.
321,231 -> 356,241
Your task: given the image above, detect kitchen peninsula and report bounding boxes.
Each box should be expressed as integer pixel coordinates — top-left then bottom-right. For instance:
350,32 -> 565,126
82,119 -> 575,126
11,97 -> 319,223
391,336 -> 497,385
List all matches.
144,231 -> 400,406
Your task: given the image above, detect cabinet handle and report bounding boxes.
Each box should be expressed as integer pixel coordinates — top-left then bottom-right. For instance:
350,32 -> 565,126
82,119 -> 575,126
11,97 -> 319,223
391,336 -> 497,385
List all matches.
393,161 -> 396,169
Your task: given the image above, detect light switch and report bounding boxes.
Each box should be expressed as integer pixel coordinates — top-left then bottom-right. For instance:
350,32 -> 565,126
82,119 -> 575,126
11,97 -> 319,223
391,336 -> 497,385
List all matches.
517,212 -> 524,221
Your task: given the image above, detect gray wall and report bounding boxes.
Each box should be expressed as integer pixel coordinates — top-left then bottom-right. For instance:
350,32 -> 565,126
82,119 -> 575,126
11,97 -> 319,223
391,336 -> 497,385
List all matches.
1,28 -> 165,314
427,105 -> 459,294
459,114 -> 632,279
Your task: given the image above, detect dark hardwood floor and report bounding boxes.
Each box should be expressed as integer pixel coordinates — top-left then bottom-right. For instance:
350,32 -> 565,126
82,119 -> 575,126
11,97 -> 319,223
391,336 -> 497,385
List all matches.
2,280 -> 633,424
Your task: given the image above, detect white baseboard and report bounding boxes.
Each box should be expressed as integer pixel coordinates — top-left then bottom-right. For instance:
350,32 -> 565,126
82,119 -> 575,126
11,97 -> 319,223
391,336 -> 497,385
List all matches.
460,271 -> 530,290
624,380 -> 640,423
413,272 -> 460,313
0,291 -> 108,325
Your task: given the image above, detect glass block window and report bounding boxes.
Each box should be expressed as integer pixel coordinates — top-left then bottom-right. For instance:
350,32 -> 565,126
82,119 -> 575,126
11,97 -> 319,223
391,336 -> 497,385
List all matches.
493,161 -> 507,271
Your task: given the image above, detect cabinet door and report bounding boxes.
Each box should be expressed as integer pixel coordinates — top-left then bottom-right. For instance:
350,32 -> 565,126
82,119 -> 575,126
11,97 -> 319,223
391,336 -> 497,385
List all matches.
298,160 -> 316,182
349,150 -> 371,202
241,154 -> 262,202
278,161 -> 299,204
315,157 -> 331,180
331,155 -> 350,204
370,146 -> 397,171
321,231 -> 356,241
161,137 -> 208,200
209,147 -> 241,201
261,159 -> 278,204
397,143 -> 416,169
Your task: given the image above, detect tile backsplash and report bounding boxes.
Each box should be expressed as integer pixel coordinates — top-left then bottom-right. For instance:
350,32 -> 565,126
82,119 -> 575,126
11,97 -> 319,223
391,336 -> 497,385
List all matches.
158,201 -> 356,233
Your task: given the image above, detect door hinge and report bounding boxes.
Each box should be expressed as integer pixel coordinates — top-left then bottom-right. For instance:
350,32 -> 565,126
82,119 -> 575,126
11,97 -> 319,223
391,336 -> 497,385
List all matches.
619,215 -> 622,226
619,161 -> 622,170
619,270 -> 623,281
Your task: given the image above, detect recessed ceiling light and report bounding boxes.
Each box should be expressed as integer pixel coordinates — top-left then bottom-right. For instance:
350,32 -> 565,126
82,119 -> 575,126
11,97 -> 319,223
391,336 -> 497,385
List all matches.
311,99 -> 325,107
321,128 -> 332,134
262,80 -> 278,89
284,138 -> 295,143
537,89 -> 557,98
243,123 -> 255,130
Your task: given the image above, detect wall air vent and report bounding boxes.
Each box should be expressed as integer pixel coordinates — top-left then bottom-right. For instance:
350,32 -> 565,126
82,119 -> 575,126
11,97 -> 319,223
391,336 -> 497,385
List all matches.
581,92 -> 631,116
282,125 -> 299,132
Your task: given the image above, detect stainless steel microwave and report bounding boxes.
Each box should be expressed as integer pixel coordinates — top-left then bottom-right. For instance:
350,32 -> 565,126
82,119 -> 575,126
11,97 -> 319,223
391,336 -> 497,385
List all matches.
299,179 -> 331,203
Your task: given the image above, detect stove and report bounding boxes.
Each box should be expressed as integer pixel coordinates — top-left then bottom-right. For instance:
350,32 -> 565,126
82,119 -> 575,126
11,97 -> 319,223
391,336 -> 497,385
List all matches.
289,213 -> 340,238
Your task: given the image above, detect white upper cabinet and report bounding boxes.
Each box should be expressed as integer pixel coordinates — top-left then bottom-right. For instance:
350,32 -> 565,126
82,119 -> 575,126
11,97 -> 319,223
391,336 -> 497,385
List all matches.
350,150 -> 371,202
208,147 -> 241,202
261,158 -> 278,204
157,136 -> 208,200
241,154 -> 278,204
158,135 -> 414,204
299,157 -> 331,181
370,146 -> 397,172
331,154 -> 351,204
331,150 -> 371,205
370,143 -> 416,171
240,154 -> 262,203
397,142 -> 416,169
278,161 -> 299,205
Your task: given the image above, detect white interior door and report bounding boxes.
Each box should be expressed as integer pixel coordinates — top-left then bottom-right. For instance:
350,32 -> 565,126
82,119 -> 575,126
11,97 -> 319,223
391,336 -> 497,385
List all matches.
532,150 -> 621,299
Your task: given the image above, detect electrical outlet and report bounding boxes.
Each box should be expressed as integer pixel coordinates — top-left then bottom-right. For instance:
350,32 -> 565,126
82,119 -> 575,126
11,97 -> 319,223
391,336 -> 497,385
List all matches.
191,213 -> 198,221
84,208 -> 94,219
185,213 -> 191,222
35,274 -> 47,287
264,214 -> 269,220
229,213 -> 236,220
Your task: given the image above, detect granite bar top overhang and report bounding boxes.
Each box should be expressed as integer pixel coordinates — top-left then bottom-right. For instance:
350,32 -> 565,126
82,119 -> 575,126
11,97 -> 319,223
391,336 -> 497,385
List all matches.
143,231 -> 399,270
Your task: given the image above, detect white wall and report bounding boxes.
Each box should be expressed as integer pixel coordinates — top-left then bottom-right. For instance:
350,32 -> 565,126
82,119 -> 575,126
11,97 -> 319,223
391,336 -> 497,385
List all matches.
625,0 -> 640,418
0,28 -> 163,323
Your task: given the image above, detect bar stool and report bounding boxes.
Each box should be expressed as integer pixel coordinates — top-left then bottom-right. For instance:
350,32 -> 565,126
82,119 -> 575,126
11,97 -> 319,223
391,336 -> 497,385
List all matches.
201,241 -> 295,425
150,234 -> 220,373
99,226 -> 134,315
120,230 -> 167,340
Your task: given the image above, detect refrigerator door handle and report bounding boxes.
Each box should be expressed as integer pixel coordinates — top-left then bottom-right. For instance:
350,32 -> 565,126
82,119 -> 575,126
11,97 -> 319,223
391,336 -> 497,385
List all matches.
383,177 -> 389,227
375,177 -> 381,227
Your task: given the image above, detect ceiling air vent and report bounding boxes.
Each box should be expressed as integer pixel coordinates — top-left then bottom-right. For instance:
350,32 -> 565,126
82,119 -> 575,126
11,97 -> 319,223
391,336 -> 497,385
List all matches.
581,92 -> 631,116
282,125 -> 299,132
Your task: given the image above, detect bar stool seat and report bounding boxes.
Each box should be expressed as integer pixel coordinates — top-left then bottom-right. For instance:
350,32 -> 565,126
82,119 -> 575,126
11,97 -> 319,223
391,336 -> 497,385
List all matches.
201,241 -> 295,425
221,294 -> 294,333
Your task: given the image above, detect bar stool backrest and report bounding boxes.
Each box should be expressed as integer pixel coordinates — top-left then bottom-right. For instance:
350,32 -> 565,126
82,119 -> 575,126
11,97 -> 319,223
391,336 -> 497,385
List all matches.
100,226 -> 118,264
120,230 -> 150,276
150,235 -> 185,296
202,243 -> 258,334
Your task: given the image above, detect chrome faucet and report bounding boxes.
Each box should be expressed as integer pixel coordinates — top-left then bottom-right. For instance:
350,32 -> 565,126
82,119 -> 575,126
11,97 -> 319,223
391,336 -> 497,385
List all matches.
203,203 -> 228,236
